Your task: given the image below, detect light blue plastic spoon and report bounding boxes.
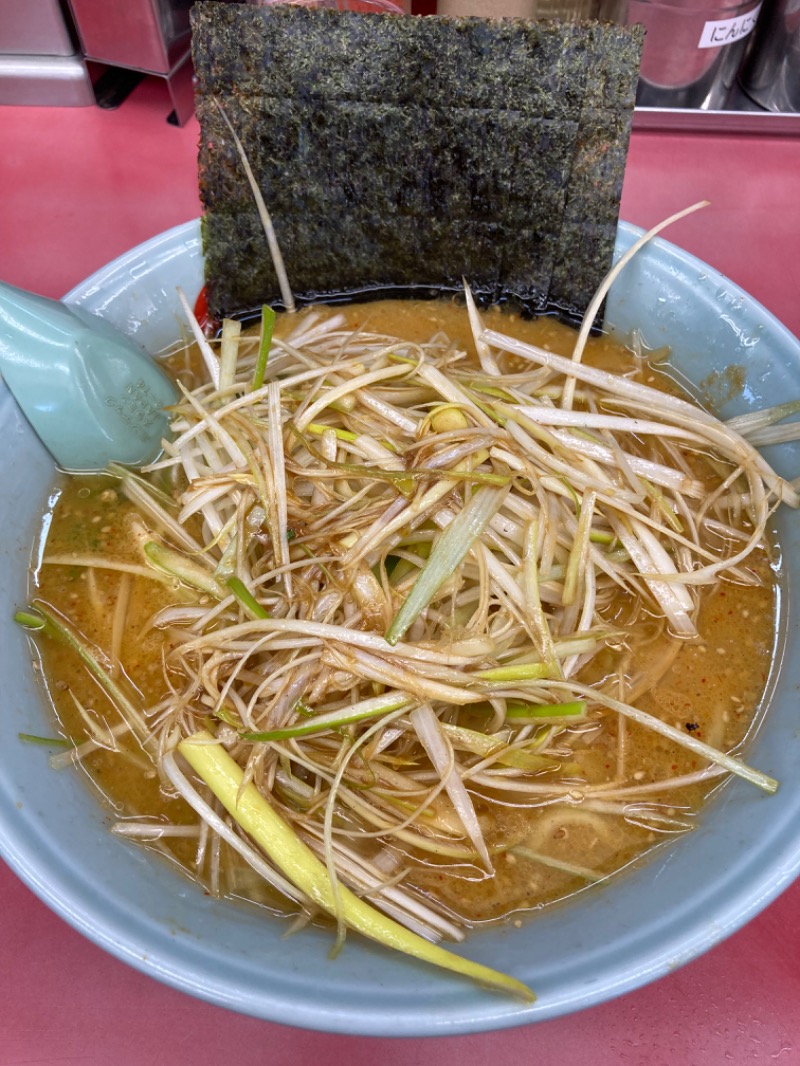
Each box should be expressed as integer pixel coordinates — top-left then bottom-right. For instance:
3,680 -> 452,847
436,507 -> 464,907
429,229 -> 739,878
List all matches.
0,279 -> 177,472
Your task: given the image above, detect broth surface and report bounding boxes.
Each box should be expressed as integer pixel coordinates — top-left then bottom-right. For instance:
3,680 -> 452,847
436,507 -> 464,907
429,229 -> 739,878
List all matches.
28,299 -> 778,927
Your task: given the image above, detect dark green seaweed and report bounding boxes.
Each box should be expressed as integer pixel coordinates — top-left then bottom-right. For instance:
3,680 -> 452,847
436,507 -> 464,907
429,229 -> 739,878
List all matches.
192,4 -> 643,321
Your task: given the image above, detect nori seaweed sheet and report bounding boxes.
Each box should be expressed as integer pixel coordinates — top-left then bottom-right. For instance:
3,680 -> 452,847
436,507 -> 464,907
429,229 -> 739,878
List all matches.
192,4 -> 643,321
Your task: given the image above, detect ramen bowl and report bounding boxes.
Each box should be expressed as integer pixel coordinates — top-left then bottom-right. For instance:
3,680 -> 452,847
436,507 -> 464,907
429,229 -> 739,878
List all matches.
1,220 -> 799,1035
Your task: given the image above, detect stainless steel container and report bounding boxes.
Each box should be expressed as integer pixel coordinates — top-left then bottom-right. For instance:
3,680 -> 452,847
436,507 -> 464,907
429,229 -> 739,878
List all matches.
66,0 -> 193,74
0,0 -> 76,55
0,0 -> 94,106
628,0 -> 762,108
437,1 -> 626,16
739,0 -> 800,112
65,0 -> 195,123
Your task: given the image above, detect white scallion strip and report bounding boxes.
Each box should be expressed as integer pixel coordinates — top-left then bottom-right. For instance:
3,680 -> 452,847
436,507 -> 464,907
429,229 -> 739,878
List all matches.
177,286 -> 220,389
294,364 -> 411,433
606,516 -> 697,637
143,542 -> 225,598
485,330 -> 798,508
727,401 -> 800,435
213,98 -> 296,313
41,555 -> 173,585
109,463 -> 204,552
410,704 -> 492,872
267,382 -> 291,590
176,381 -> 249,470
550,681 -> 778,794
548,432 -> 705,496
112,822 -> 201,839
741,424 -> 800,448
562,200 -> 710,410
510,846 -> 602,884
464,280 -> 500,376
516,405 -> 707,442
219,318 -> 242,391
175,616 -> 479,666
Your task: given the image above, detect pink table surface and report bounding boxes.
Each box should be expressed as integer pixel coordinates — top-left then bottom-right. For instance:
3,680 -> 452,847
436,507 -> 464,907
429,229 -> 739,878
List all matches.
1,78 -> 800,1065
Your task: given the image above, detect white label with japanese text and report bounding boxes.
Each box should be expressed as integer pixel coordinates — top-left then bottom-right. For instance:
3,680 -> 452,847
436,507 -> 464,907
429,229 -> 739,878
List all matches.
698,4 -> 761,49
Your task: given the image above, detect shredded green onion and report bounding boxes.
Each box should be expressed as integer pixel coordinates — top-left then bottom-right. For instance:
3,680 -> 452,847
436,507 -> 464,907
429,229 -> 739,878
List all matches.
252,304 -> 276,390
178,731 -> 533,1000
226,575 -> 269,620
18,732 -> 73,749
386,486 -> 509,645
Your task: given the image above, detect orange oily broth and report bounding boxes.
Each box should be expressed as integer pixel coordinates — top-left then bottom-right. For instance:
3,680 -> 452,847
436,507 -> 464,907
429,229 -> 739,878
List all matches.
30,299 -> 777,926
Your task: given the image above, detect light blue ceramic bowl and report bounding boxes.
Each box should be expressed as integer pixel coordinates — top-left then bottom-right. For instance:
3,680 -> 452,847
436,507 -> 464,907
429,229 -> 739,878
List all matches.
1,220 -> 799,1035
